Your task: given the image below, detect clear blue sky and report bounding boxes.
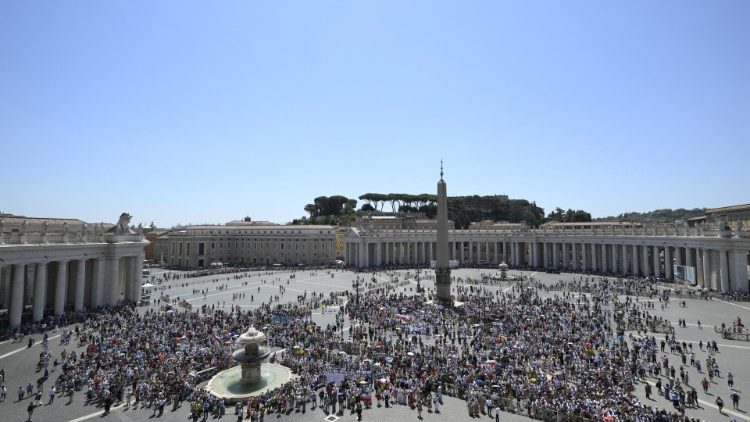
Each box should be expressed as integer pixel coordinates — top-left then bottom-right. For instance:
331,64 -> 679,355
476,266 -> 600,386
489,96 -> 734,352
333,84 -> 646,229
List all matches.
2,1 -> 748,227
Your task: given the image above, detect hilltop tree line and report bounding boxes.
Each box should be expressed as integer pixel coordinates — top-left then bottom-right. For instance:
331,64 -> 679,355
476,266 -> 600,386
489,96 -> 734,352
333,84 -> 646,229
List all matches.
292,193 -> 586,228
292,195 -> 358,226
546,207 -> 592,223
596,208 -> 706,223
289,196 -> 706,227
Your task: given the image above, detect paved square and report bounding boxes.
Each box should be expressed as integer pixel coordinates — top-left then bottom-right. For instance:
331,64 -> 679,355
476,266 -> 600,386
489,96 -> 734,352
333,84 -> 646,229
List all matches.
0,267 -> 748,421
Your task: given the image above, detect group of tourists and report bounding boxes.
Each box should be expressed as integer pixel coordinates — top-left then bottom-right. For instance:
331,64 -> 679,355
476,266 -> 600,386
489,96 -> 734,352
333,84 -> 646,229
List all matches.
0,267 -> 744,422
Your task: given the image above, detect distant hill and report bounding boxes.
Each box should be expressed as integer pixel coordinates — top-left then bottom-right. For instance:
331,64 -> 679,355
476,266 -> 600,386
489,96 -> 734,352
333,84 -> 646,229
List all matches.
596,208 -> 706,223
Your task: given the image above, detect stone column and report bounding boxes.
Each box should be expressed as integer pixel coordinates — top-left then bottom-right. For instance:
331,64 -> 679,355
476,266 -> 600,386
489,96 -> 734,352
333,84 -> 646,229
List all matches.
592,244 -> 598,272
91,258 -> 104,308
604,245 -> 610,273
581,243 -> 588,270
552,243 -> 559,269
653,246 -> 661,278
641,245 -> 650,276
10,264 -> 25,328
0,266 -> 7,309
133,257 -> 143,302
75,259 -> 86,311
24,265 -> 36,306
719,250 -> 728,292
696,249 -> 705,287
688,247 -> 696,268
631,245 -> 639,275
612,244 -> 618,272
107,257 -> 120,306
124,257 -> 135,301
561,243 -> 569,268
459,242 -> 464,263
493,242 -> 498,264
55,260 -> 69,315
703,249 -> 717,289
620,244 -> 628,274
665,247 -> 673,279
542,243 -> 548,267
731,250 -> 749,292
535,242 -> 541,268
32,262 -> 47,321
515,242 -> 521,266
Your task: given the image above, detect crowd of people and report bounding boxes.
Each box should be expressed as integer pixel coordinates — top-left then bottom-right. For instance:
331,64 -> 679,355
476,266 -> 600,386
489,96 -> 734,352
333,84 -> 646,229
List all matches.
0,268 -> 744,422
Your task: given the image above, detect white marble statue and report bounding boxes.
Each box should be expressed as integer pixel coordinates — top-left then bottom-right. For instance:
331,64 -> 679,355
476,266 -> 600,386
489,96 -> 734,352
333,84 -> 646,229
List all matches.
115,213 -> 132,234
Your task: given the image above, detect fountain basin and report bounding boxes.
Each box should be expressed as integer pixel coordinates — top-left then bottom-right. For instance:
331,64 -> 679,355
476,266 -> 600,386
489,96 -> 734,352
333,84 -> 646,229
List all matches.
232,346 -> 271,363
204,362 -> 294,402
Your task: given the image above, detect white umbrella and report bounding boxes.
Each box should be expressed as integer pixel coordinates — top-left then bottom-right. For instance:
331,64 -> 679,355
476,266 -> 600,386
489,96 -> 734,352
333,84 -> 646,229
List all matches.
142,283 -> 156,288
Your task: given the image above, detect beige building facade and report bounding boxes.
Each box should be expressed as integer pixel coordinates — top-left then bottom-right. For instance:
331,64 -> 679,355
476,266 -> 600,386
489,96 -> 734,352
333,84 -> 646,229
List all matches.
159,220 -> 336,269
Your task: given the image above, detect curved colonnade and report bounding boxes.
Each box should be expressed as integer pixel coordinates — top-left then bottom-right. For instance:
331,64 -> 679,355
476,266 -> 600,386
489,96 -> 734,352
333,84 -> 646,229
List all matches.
345,226 -> 750,292
0,232 -> 147,329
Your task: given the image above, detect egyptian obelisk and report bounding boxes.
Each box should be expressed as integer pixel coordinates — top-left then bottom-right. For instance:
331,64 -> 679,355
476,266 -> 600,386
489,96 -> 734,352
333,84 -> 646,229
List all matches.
435,160 -> 452,304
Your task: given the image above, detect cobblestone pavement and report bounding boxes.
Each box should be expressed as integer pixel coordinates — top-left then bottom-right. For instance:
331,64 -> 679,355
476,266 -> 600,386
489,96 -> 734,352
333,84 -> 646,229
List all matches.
0,268 -> 749,421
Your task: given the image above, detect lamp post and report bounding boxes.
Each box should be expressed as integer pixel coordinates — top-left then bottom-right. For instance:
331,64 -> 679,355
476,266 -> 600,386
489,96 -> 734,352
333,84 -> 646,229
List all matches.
352,277 -> 360,305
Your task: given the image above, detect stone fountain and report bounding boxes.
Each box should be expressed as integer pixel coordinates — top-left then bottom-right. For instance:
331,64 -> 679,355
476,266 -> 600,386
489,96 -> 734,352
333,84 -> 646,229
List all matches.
498,262 -> 508,280
205,326 -> 294,402
233,326 -> 271,386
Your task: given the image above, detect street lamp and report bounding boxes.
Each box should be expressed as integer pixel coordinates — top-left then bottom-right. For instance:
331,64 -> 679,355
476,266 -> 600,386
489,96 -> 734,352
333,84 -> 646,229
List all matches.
352,277 -> 360,305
